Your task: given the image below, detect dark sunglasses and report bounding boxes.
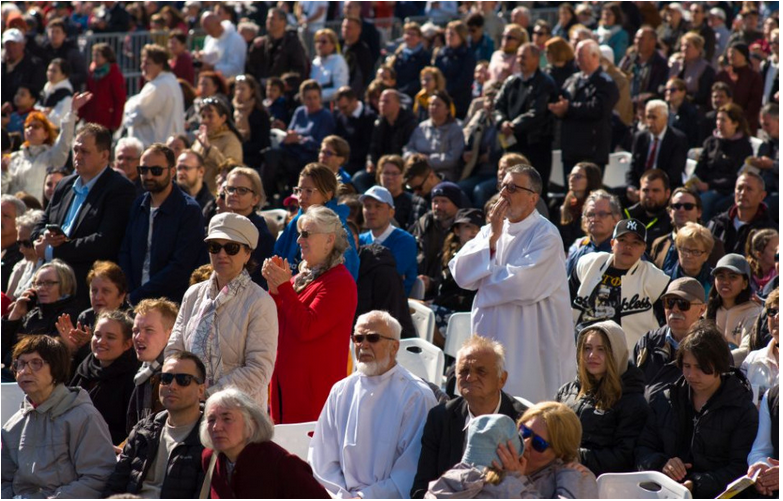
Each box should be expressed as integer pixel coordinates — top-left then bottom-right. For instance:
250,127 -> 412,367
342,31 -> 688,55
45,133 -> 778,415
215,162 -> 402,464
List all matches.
138,166 -> 166,176
160,372 -> 203,386
207,241 -> 243,255
664,297 -> 700,311
351,333 -> 396,344
16,239 -> 33,248
768,307 -> 779,317
519,424 -> 550,453
298,230 -> 322,239
670,202 -> 697,211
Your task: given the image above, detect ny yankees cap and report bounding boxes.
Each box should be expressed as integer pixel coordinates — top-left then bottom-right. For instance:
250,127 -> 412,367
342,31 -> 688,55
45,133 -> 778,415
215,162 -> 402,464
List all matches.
613,219 -> 647,243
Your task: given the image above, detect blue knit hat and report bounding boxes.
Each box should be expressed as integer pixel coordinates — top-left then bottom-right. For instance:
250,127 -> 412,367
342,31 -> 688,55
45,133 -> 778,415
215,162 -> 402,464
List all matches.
461,414 -> 524,469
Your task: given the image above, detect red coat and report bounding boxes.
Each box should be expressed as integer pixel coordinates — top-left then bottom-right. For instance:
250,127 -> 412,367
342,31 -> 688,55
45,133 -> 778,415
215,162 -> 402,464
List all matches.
202,441 -> 330,499
83,63 -> 126,131
270,264 -> 357,424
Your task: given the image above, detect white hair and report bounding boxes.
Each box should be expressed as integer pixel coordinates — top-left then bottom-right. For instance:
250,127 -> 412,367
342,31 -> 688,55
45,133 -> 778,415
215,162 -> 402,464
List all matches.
456,334 -> 507,378
199,388 -> 274,450
115,137 -> 144,157
646,99 -> 669,119
16,209 -> 45,231
1,195 -> 27,219
356,310 -> 402,340
577,39 -> 601,59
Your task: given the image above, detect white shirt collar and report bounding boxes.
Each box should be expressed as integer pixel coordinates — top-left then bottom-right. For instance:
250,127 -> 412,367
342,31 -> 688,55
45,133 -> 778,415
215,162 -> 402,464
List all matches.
351,100 -> 364,118
371,223 -> 395,244
650,126 -> 667,142
464,393 -> 503,430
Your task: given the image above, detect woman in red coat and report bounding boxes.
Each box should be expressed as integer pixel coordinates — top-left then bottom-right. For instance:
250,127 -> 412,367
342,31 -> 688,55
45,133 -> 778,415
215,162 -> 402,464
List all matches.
201,388 -> 330,498
263,205 -> 358,424
82,43 -> 126,132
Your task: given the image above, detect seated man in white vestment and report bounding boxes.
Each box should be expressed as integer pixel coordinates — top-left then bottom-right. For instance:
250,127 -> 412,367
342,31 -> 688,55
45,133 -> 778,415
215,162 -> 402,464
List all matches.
308,310 -> 438,498
449,165 -> 576,403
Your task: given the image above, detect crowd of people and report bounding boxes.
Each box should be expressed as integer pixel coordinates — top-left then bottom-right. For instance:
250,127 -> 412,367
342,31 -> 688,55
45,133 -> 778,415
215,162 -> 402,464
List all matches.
0,1 -> 779,499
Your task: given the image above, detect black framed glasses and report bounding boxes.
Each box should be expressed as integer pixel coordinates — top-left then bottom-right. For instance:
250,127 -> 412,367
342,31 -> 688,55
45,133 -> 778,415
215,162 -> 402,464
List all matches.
664,298 -> 700,311
207,242 -> 243,255
138,166 -> 166,176
160,372 -> 204,386
670,202 -> 697,211
406,178 -> 428,193
584,210 -> 612,220
33,280 -> 60,289
13,358 -> 47,373
677,247 -> 706,257
497,182 -> 536,195
519,424 -> 550,453
225,186 -> 255,196
351,333 -> 396,344
16,239 -> 33,248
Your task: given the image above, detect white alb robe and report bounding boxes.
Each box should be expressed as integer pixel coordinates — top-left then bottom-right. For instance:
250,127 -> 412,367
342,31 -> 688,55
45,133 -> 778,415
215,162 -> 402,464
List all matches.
449,210 -> 576,403
308,363 -> 437,499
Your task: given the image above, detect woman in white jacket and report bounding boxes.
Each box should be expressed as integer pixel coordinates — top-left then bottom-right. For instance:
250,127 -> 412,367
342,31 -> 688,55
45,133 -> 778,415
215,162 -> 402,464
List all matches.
310,28 -> 349,102
1,92 -> 90,201
165,213 -> 278,410
38,58 -> 73,129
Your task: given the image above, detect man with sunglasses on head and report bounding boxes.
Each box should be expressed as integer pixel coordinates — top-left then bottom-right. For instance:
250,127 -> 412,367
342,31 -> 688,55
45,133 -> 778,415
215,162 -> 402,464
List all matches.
633,278 -> 708,393
119,144 -> 206,305
450,165 -> 575,404
105,352 -> 206,498
571,218 -> 670,349
565,189 -> 622,278
650,188 -> 726,272
310,310 -> 437,498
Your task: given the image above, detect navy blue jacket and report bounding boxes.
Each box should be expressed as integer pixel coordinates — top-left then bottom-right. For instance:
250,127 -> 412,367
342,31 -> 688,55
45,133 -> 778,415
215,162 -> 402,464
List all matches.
119,183 -> 206,304
434,44 -> 477,118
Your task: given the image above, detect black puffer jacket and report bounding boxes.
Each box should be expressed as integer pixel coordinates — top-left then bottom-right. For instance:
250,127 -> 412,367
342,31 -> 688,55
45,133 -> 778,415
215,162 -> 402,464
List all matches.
1,295 -> 81,364
694,135 -> 753,195
635,371 -> 759,499
71,348 -> 140,445
556,362 -> 650,476
104,408 -> 205,498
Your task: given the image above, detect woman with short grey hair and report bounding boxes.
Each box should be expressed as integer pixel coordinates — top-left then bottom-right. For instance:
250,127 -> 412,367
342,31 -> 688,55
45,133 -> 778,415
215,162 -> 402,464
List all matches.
6,209 -> 45,299
263,205 -> 358,424
200,387 -> 329,498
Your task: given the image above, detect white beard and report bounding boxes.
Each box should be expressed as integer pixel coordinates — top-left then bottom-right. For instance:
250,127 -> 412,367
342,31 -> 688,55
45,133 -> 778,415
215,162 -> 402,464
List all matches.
356,353 -> 391,376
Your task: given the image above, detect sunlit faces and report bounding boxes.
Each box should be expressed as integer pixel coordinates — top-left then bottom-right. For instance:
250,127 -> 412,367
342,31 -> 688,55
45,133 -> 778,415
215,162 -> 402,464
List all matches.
200,105 -> 228,132
639,177 -> 670,213
583,198 -> 616,241
668,191 -> 701,228
455,222 -> 480,245
225,172 -> 260,216
500,172 -> 538,222
296,175 -> 329,211
581,331 -> 608,379
159,358 -> 205,413
14,351 -> 54,402
297,220 -> 334,267
208,237 -> 251,281
175,151 -> 202,190
379,162 -> 403,194
16,225 -> 36,261
206,405 -> 248,460
521,416 -> 556,475
427,95 -> 450,124
32,267 -> 62,304
139,149 -> 174,194
14,87 -> 36,111
611,233 -> 646,270
456,347 -> 507,402
715,110 -> 739,137
567,166 -> 588,194
73,132 -> 110,179
680,350 -> 721,395
362,198 -> 394,232
198,75 -> 219,98
132,309 -> 172,362
713,270 -> 747,304
24,119 -> 48,146
91,317 -> 133,367
664,295 -> 705,337
432,195 -> 459,223
676,240 -> 709,276
89,275 -> 126,313
302,89 -> 322,113
353,316 -> 399,376
734,174 -> 767,211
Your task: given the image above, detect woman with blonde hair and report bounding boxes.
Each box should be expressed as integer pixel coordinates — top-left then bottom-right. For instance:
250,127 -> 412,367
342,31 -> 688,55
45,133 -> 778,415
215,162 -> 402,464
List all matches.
670,222 -> 716,294
310,28 -> 349,102
746,229 -> 779,292
413,66 -> 454,121
556,321 -> 650,476
487,24 -> 528,84
668,32 -> 716,110
263,206 -> 358,424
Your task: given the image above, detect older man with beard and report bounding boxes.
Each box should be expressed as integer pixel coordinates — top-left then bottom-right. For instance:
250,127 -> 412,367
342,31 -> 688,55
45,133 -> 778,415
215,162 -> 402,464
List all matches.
623,169 -> 673,253
309,311 -> 437,498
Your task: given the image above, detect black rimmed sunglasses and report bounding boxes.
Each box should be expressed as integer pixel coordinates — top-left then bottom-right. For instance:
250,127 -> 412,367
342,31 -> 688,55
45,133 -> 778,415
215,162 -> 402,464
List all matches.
160,373 -> 204,386
519,424 -> 550,453
138,165 -> 166,176
207,242 -> 244,255
351,333 -> 396,344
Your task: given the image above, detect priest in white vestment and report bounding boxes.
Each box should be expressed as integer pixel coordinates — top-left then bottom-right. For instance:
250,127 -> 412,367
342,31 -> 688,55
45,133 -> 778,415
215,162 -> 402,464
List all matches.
309,311 -> 438,498
449,165 -> 576,403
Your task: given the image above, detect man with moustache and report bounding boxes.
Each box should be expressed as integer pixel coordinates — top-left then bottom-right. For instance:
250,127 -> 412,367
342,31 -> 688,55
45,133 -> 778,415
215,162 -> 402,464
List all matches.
174,149 -> 214,215
119,144 -> 205,305
623,169 -> 673,252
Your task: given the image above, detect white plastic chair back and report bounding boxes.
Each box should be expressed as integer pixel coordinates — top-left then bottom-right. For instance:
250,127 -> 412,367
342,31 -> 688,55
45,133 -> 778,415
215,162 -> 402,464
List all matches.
444,312 -> 472,358
1,383 -> 26,426
270,129 -> 287,148
409,277 -> 425,300
274,421 -> 317,462
397,338 -> 445,385
597,471 -> 693,499
513,395 -> 536,410
749,136 -> 763,156
408,300 -> 435,343
550,150 -> 564,188
259,209 -> 288,228
603,151 -> 633,188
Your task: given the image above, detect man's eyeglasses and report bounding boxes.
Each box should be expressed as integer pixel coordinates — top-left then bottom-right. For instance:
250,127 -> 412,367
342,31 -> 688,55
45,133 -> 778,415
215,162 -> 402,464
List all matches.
138,166 -> 166,176
677,247 -> 706,257
519,424 -> 550,453
664,297 -> 700,311
13,358 -> 47,373
584,211 -> 612,220
225,186 -> 255,196
33,280 -> 60,289
498,182 -> 536,195
351,333 -> 396,344
319,149 -> 336,158
160,372 -> 204,386
406,178 -> 428,193
670,202 -> 697,211
207,242 -> 243,255
16,239 -> 33,248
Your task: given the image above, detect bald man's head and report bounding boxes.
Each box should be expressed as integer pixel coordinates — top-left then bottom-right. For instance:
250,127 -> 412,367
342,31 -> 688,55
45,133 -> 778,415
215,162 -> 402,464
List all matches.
201,12 -> 222,37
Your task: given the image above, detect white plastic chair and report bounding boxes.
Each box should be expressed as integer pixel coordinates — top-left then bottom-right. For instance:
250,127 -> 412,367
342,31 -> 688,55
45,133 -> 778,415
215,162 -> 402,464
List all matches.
397,338 -> 445,385
513,395 -> 536,410
1,383 -> 26,426
409,276 -> 425,300
259,209 -> 288,228
274,421 -> 317,462
749,136 -> 763,156
597,471 -> 693,499
408,300 -> 435,343
443,312 -> 472,359
603,151 -> 632,188
550,149 -> 564,188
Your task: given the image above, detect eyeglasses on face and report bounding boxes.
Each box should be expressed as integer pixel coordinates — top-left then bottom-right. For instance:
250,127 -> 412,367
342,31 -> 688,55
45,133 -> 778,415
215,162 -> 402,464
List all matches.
292,186 -> 318,197
225,186 -> 255,196
670,202 -> 697,211
138,166 -> 166,176
351,333 -> 396,344
298,230 -> 322,239
207,242 -> 243,255
584,210 -> 612,220
160,372 -> 204,386
319,149 -> 336,158
664,297 -> 700,311
33,280 -> 60,289
677,247 -> 705,257
16,239 -> 33,248
13,358 -> 47,373
406,178 -> 428,192
519,424 -> 550,453
497,182 -> 536,195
